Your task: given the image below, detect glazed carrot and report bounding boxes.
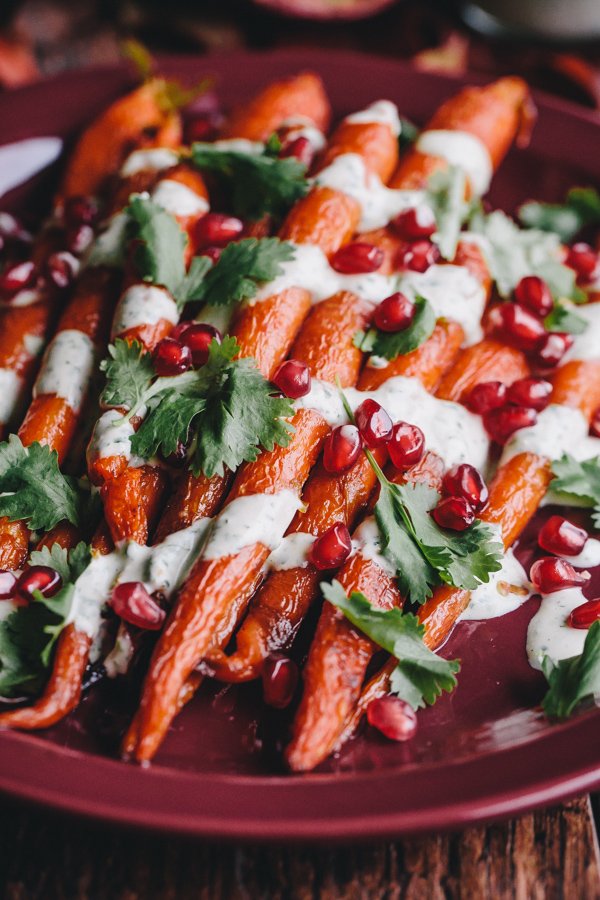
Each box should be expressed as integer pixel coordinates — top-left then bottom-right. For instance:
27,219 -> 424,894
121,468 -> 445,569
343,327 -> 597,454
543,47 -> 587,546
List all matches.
435,338 -> 530,402
220,72 -> 331,143
279,186 -> 360,255
101,465 -> 170,547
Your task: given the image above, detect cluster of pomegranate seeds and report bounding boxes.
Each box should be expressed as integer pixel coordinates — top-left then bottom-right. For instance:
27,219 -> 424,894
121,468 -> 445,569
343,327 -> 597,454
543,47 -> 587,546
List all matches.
391,206 -> 436,241
468,375 -> 551,444
530,557 -> 588,594
565,242 -> 600,285
262,653 -> 299,708
506,377 -> 552,411
483,405 -> 537,445
355,398 -> 393,448
569,599 -> 600,630
272,359 -> 311,399
466,381 -> 506,416
442,464 -> 489,513
153,337 -> 192,377
373,291 -> 415,333
309,522 -> 352,570
396,239 -> 440,273
279,135 -> 314,168
539,515 -> 588,557
178,322 -> 222,368
331,242 -> 384,275
194,213 -> 243,249
432,496 -> 476,531
17,566 -> 62,601
45,251 -> 79,290
367,695 -> 418,741
323,424 -> 363,474
388,421 -> 425,469
0,570 -> 17,600
111,582 -> 166,630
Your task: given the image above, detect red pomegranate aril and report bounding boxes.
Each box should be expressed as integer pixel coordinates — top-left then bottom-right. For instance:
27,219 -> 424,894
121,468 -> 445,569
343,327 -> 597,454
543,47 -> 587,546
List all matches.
506,376 -> 552,411
569,599 -> 600,629
279,136 -> 314,167
111,582 -> 166,630
63,195 -> 99,229
373,292 -> 415,333
66,223 -> 94,255
466,381 -> 507,416
46,251 -> 79,289
566,242 -> 600,284
396,238 -> 440,273
514,275 -> 554,318
490,302 -> 546,351
539,515 -> 588,557
591,406 -> 600,438
323,424 -> 363,474
309,522 -> 352,570
355,398 -> 393,448
331,242 -> 384,275
367,695 -> 418,741
184,113 -> 221,143
391,206 -> 437,240
262,653 -> 299,708
388,421 -> 425,469
432,496 -> 475,531
194,213 -> 243,249
442,464 -> 488,514
483,405 -> 537,444
200,246 -> 221,265
171,319 -> 195,342
17,566 -> 62,600
180,323 -> 222,367
530,331 -> 574,369
0,260 -> 38,295
0,212 -> 31,245
272,359 -> 311,399
530,557 -> 588,594
153,337 -> 192,376
0,570 -> 17,600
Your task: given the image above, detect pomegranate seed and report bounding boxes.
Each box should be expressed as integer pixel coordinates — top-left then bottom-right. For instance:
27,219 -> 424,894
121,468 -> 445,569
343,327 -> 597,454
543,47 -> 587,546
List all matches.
432,496 -> 475,531
373,292 -> 415,333
200,246 -> 221,264
279,136 -> 314,167
569,599 -> 600,629
45,251 -> 79,289
17,566 -> 62,600
323,424 -> 363,474
530,557 -> 588,594
396,239 -> 440,273
171,320 -> 195,342
514,275 -> 554,318
0,212 -> 31,246
490,303 -> 546,351
309,522 -> 352,570
506,377 -> 552,411
153,337 -> 192,376
66,223 -> 94,255
262,653 -> 299,708
331,242 -> 384,275
180,323 -> 222,367
539,515 -> 588,557
566,242 -> 600,284
442,464 -> 488,513
591,407 -> 600,438
388,421 -> 425,469
63,195 -> 99,229
391,206 -> 437,240
530,331 -> 573,369
367,695 -> 417,741
184,113 -> 221,143
466,381 -> 507,416
0,260 -> 38,295
0,570 -> 17,600
272,359 -> 311,399
111,582 -> 166,630
483,405 -> 537,444
194,213 -> 243,249
355,398 -> 393,448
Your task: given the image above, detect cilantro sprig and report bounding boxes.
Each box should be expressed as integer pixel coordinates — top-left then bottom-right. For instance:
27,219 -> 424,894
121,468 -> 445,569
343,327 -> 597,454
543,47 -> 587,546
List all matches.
550,454 -> 600,528
519,188 -> 600,244
100,337 -> 296,478
323,581 -> 460,710
426,165 -> 471,262
353,295 -> 436,362
191,139 -> 309,220
193,237 -> 296,308
0,542 -> 91,698
542,620 -> 600,718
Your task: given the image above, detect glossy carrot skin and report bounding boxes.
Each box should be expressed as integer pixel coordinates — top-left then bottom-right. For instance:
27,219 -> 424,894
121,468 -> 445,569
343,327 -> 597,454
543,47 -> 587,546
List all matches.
314,120 -> 399,185
435,339 -> 529,402
232,287 -> 312,375
278,186 -> 360,256
220,72 -> 331,142
102,464 -> 170,545
551,360 -> 600,421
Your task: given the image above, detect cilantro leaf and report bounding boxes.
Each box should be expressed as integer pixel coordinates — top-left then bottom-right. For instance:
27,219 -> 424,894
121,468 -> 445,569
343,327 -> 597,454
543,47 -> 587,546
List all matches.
551,454 -> 600,527
353,295 -> 436,361
192,142 -> 309,220
544,301 -> 588,335
542,620 -> 600,718
100,338 -> 155,411
519,188 -> 600,243
398,117 -> 419,155
0,436 -> 84,531
426,165 -> 470,261
322,580 -> 459,710
193,238 -> 296,308
128,193 -> 187,296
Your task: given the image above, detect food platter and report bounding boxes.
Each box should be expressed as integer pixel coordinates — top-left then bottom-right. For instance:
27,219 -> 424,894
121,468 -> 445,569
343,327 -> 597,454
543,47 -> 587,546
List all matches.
1,48 -> 600,840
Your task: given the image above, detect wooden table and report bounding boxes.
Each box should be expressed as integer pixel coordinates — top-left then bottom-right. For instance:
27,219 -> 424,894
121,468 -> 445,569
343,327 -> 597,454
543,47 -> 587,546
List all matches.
1,793 -> 599,898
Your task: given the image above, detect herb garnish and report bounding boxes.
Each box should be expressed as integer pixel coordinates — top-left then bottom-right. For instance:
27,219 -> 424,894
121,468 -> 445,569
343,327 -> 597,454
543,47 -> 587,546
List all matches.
194,237 -> 296,308
550,454 -> 600,528
542,620 -> 600,718
425,165 -> 471,262
353,294 -> 436,361
519,188 -> 600,244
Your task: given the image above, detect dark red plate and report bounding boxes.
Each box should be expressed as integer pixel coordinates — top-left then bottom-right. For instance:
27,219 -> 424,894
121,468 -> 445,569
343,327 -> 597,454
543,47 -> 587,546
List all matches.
1,49 -> 600,841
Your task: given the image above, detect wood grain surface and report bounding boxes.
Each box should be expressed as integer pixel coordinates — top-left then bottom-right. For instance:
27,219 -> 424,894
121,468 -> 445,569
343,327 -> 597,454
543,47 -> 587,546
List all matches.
1,795 -> 599,899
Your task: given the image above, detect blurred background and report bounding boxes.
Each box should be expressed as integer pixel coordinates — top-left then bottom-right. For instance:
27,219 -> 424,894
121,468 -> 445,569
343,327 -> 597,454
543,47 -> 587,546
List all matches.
2,0 -> 600,111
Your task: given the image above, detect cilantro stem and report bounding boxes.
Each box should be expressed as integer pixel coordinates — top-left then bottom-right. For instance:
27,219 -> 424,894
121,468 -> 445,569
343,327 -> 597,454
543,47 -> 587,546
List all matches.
334,376 -> 388,488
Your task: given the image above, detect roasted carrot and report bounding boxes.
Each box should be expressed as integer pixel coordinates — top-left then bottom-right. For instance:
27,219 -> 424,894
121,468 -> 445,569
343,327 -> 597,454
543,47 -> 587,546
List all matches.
435,338 -> 530,402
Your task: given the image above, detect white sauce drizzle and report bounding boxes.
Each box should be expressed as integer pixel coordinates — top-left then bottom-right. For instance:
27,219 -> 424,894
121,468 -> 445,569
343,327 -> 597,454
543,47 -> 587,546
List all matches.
345,100 -> 401,137
212,139 -> 264,155
7,286 -> 45,308
501,404 -> 600,466
416,130 -> 493,197
460,547 -> 531,621
526,587 -> 589,670
399,263 -> 486,345
202,490 -> 303,560
120,147 -> 180,177
33,329 -> 95,412
112,284 -> 179,337
280,118 -> 326,151
564,301 -> 600,362
88,410 -> 146,465
265,532 -> 315,571
103,623 -> 134,678
567,537 -> 600,568
352,516 -> 396,577
23,333 -> 45,356
0,368 -> 22,424
150,179 -> 209,218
